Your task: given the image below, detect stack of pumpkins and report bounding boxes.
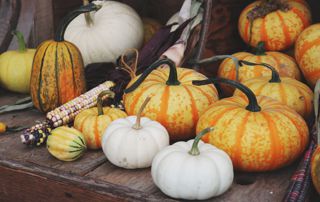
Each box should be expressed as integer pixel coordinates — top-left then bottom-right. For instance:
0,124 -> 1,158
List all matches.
2,0 -> 320,200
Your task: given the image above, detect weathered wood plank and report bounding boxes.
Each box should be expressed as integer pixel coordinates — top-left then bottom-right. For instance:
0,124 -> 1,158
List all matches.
0,159 -> 176,202
86,158 -> 299,201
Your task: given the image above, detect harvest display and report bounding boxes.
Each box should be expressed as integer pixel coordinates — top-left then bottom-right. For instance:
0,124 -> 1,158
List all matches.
1,0 -> 320,200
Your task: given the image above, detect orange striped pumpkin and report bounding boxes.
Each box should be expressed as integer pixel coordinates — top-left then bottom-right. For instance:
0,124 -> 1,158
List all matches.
123,59 -> 218,142
194,78 -> 309,172
295,23 -> 320,88
233,61 -> 313,120
218,44 -> 301,95
30,4 -> 100,112
74,91 -> 127,149
238,0 -> 311,51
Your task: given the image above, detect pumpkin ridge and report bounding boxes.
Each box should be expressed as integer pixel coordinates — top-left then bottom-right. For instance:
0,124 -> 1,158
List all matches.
296,37 -> 320,62
182,86 -> 199,129
191,86 -> 215,105
260,111 -> 282,170
290,6 -> 308,28
128,83 -> 161,114
232,111 -> 249,169
276,109 -> 309,152
278,84 -> 287,105
54,43 -> 61,105
276,11 -> 291,48
64,42 -> 77,98
94,117 -> 100,148
260,18 -> 269,50
157,86 -> 170,132
179,70 -> 195,81
204,107 -> 239,143
35,43 -> 52,112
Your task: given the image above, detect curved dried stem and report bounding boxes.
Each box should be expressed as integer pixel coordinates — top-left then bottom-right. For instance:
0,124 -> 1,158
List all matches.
119,49 -> 139,80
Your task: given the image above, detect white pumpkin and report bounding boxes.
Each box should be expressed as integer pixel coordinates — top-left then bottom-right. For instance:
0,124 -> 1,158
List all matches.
151,127 -> 234,200
64,0 -> 144,66
102,97 -> 169,169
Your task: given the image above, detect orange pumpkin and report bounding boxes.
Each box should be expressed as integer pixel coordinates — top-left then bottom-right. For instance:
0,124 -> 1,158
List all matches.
193,78 -> 309,172
238,0 -> 311,51
30,4 -> 100,112
218,42 -> 301,95
233,61 -> 313,120
295,24 -> 320,88
74,91 -> 127,149
123,58 -> 218,142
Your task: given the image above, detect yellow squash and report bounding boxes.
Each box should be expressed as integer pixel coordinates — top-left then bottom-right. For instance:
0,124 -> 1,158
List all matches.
0,31 -> 35,93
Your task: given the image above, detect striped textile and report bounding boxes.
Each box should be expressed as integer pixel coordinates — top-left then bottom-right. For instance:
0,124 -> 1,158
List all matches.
283,128 -> 317,202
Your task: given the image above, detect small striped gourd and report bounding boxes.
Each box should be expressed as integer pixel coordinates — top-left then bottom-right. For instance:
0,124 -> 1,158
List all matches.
233,61 -> 313,120
30,3 -> 101,113
193,78 -> 309,172
74,90 -> 127,149
238,0 -> 311,51
47,126 -> 87,161
123,58 -> 218,142
295,24 -> 320,88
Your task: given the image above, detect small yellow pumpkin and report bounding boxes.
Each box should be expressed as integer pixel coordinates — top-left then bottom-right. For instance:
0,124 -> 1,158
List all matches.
0,31 -> 35,93
74,90 -> 127,149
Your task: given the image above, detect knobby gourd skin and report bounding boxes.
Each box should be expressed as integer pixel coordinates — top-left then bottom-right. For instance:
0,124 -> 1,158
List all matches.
238,0 -> 311,51
194,78 -> 309,172
233,61 -> 313,120
123,59 -> 218,142
295,23 -> 320,88
30,3 -> 100,113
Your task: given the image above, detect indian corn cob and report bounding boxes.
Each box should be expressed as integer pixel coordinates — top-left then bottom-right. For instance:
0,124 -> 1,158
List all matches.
21,81 -> 115,146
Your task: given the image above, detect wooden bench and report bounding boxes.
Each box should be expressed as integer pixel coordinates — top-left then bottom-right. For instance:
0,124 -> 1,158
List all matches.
1,0 -> 320,201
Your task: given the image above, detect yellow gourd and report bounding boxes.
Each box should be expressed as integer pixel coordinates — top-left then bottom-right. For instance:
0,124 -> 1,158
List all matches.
0,31 -> 36,93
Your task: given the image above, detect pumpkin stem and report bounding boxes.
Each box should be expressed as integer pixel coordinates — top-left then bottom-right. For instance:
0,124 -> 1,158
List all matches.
239,60 -> 281,83
97,90 -> 115,116
54,3 -> 101,42
124,58 -> 180,94
254,42 -> 267,56
193,55 -> 241,81
83,0 -> 94,27
132,97 -> 151,130
189,127 -> 214,156
12,30 -> 26,52
193,78 -> 261,112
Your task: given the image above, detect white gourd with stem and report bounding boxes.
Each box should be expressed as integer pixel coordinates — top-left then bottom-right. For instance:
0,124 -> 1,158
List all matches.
102,97 -> 169,169
64,0 -> 144,66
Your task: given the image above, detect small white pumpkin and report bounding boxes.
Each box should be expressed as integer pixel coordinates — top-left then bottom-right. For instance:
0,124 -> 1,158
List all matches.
64,0 -> 144,66
151,127 -> 234,200
102,97 -> 169,169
